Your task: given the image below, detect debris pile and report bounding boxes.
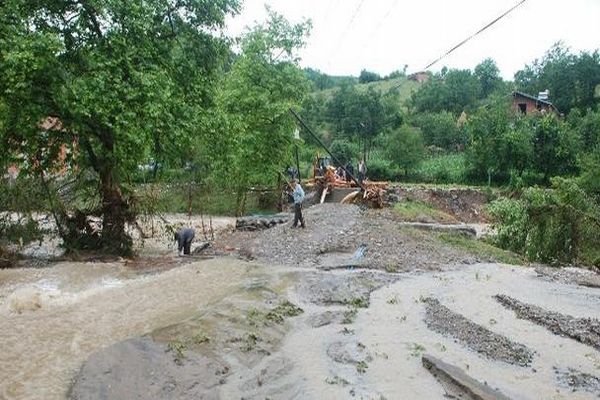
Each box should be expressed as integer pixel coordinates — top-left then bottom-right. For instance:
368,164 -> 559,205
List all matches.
235,213 -> 290,231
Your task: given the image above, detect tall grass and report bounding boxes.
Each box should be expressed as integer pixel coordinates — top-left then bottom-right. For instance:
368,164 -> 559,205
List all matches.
412,153 -> 468,184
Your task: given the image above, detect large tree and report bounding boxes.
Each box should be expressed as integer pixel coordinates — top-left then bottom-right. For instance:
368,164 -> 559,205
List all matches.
219,10 -> 311,215
0,0 -> 239,254
410,68 -> 481,115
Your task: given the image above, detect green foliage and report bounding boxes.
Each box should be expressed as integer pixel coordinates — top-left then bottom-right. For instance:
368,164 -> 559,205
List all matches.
366,154 -> 398,181
385,125 -> 425,174
578,145 -> 600,197
486,197 -> 528,255
515,43 -> 600,113
359,69 -> 381,84
488,178 -> 600,265
464,100 -> 580,184
0,177 -> 47,247
437,233 -> 523,265
531,115 -> 580,180
465,98 -> 529,182
265,300 -> 304,324
219,10 -> 311,214
412,153 -> 468,184
474,58 -> 502,98
411,111 -> 464,149
393,200 -> 456,223
0,0 -> 240,253
568,108 -> 600,149
410,69 -> 482,115
330,140 -> 356,165
303,68 -> 357,90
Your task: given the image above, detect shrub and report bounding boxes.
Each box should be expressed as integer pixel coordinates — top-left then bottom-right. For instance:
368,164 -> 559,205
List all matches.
411,111 -> 465,150
385,125 -> 425,174
488,178 -> 600,266
366,156 -> 398,181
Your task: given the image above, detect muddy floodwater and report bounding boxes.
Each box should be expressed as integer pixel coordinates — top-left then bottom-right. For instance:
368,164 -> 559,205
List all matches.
0,258 -> 258,400
2,256 -> 599,399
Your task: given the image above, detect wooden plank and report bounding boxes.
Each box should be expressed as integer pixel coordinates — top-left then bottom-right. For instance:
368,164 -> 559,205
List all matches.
422,354 -> 512,400
320,187 -> 328,204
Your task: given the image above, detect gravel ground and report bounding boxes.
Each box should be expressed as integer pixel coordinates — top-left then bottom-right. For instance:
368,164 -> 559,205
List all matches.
554,367 -> 600,395
423,297 -> 534,367
534,266 -> 600,288
219,203 -> 477,271
295,270 -> 398,306
495,294 -> 600,351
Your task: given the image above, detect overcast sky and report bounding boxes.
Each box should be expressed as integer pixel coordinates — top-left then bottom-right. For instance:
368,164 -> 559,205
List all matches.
225,0 -> 600,80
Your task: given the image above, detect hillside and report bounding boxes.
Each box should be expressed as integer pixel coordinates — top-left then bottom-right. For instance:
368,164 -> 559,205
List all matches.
312,76 -> 423,107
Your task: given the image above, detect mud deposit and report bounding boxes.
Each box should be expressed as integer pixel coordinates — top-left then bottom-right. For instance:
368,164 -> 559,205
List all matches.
495,294 -> 600,351
423,297 -> 534,366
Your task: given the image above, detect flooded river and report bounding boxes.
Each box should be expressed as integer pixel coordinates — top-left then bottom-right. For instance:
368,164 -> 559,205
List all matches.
1,257 -> 599,400
0,258 -> 256,400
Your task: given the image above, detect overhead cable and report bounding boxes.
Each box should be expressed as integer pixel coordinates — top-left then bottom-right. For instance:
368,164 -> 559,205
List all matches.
422,0 -> 527,70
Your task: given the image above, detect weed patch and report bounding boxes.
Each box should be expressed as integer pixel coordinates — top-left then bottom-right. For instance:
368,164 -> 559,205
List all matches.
437,232 -> 523,265
393,199 -> 456,223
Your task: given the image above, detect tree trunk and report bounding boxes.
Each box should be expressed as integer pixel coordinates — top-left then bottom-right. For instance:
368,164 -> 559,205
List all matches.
99,165 -> 133,256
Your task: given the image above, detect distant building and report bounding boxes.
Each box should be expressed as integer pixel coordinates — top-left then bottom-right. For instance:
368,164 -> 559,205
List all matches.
408,71 -> 430,83
5,116 -> 77,179
512,90 -> 558,115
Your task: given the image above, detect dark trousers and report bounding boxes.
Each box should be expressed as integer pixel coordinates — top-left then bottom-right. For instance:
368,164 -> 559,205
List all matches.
183,240 -> 192,255
179,239 -> 192,255
293,203 -> 305,227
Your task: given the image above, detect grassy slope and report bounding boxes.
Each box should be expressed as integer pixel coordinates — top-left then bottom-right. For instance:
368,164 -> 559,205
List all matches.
313,76 -> 421,107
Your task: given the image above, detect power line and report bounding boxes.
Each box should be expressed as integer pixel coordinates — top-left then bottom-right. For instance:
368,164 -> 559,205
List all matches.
388,0 -> 527,92
327,0 -> 366,67
358,0 -> 399,53
422,0 -> 527,70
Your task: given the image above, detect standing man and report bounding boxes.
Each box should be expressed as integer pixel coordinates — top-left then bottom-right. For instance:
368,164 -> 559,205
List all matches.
290,179 -> 305,228
358,159 -> 367,184
175,227 -> 195,255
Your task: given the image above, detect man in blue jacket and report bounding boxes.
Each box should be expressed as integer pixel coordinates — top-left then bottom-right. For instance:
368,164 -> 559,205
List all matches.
290,179 -> 305,228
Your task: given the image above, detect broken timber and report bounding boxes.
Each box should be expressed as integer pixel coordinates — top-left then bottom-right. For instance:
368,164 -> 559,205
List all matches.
422,355 -> 512,400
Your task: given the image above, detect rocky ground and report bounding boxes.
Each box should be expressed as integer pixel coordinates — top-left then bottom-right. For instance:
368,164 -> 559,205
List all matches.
218,203 -> 479,271
423,297 -> 534,367
495,294 -> 600,351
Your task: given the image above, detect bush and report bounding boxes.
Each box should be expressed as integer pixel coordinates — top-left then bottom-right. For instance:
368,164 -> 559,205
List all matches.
385,125 -> 425,174
366,156 -> 398,181
486,197 -> 528,254
411,111 -> 465,150
488,178 -> 600,266
578,145 -> 600,196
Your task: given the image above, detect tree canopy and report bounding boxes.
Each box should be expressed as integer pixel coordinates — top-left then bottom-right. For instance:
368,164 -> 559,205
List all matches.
1,0 -> 238,253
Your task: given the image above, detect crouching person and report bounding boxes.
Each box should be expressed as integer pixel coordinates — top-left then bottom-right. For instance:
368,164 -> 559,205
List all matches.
175,227 -> 195,256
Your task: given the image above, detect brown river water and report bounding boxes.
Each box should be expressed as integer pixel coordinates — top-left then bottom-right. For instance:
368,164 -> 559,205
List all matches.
1,256 -> 600,400
0,258 -> 256,400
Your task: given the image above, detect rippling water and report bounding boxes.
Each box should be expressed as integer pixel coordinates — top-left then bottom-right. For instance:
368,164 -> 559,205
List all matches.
0,257 -> 253,400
